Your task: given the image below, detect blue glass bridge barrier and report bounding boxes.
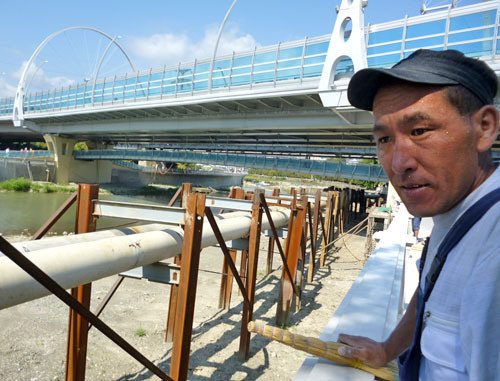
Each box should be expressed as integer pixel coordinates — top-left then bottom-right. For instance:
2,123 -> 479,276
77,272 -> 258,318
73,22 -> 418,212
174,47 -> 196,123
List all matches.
0,35 -> 330,116
366,1 -> 499,68
74,149 -> 387,182
1,1 -> 497,117
0,150 -> 54,159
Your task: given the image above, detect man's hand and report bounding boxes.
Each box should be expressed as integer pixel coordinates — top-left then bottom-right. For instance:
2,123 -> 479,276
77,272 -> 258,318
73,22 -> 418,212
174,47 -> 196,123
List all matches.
337,334 -> 389,368
336,289 -> 418,368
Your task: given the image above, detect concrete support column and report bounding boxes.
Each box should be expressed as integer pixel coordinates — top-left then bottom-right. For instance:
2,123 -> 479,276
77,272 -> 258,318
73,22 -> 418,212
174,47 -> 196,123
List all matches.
43,135 -> 113,184
44,135 -> 77,184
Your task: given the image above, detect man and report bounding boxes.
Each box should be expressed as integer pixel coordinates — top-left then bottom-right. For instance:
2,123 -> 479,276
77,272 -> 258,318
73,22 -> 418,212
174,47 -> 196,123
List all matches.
337,49 -> 500,380
411,216 -> 421,241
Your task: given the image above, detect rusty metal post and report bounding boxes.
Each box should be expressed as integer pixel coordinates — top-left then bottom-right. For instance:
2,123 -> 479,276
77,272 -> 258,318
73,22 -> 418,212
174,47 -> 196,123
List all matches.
265,188 -> 280,274
65,184 -> 99,381
306,201 -> 315,283
32,192 -> 78,240
169,192 -> 206,381
294,195 -> 308,311
332,191 -> 340,244
238,250 -> 248,297
307,190 -> 321,282
218,187 -> 245,310
320,191 -> 334,267
238,190 -> 263,360
276,204 -> 306,326
166,183 -> 192,342
219,250 -> 237,310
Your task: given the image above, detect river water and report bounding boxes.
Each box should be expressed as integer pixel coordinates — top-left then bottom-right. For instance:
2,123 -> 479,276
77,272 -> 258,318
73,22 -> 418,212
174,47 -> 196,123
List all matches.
0,191 -> 179,237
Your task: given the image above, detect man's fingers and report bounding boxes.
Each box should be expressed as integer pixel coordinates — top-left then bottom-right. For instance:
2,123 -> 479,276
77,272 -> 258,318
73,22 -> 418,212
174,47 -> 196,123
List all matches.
338,333 -> 364,346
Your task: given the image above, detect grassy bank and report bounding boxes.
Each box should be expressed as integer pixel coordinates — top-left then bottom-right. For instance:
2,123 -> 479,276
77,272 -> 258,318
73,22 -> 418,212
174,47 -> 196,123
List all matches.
0,178 -> 79,193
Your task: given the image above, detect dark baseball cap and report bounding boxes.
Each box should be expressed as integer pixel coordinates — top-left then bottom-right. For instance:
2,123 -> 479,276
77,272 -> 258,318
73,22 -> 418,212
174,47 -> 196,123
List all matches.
347,49 -> 498,111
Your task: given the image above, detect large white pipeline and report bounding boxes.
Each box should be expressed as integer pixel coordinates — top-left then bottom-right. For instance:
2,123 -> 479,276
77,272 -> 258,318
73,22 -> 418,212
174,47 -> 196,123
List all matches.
0,209 -> 289,310
11,211 -> 252,254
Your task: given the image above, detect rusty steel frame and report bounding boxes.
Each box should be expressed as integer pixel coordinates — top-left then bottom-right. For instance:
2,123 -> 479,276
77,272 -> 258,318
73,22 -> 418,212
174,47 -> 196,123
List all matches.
205,207 -> 251,309
238,190 -> 263,360
166,183 -> 193,342
294,194 -> 308,312
218,187 -> 245,310
320,191 -> 334,267
0,236 -> 172,381
265,188 -> 280,274
259,193 -> 297,296
275,202 -> 306,326
169,192 -> 206,381
31,191 -> 78,240
307,189 -> 321,283
218,248 -> 237,310
66,184 -> 99,381
167,186 -> 183,207
88,275 -> 125,330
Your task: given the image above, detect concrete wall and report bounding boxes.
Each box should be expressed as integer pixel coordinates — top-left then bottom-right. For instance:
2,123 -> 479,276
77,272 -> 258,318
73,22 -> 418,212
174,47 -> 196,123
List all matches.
0,158 -> 244,189
68,159 -> 113,184
111,167 -> 245,188
0,159 -> 55,182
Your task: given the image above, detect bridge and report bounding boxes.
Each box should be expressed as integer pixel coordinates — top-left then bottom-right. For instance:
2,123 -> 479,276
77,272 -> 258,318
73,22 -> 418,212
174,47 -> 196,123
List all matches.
0,0 -> 499,183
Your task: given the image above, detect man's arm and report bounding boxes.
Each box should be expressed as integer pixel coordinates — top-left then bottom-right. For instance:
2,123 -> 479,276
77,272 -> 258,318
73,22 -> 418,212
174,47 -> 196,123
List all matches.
337,288 -> 417,367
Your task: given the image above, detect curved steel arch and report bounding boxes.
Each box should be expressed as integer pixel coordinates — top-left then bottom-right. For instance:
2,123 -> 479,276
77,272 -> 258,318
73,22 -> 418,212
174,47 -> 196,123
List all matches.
13,26 -> 136,127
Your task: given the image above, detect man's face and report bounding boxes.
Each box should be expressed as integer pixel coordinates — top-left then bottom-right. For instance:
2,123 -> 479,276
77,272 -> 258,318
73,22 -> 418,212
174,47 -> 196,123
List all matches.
373,83 -> 484,217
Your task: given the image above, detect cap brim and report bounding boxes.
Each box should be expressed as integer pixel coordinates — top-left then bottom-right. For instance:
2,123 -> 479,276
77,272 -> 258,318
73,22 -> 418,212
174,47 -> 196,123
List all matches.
347,67 -> 459,111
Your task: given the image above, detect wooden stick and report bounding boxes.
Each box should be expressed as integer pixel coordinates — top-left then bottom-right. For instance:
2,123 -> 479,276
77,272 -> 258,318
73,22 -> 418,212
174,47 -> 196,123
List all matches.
248,321 -> 396,381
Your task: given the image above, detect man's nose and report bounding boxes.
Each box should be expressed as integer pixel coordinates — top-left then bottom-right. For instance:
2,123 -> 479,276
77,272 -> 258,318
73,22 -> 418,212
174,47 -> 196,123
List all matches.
391,139 -> 418,175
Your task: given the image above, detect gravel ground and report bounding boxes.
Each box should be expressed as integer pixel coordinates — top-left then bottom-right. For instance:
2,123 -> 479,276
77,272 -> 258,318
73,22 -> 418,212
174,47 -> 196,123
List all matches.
0,220 -> 367,381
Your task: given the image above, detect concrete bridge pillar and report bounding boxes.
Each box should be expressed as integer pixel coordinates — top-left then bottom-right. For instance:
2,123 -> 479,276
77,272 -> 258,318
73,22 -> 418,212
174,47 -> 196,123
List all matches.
44,135 -> 77,183
43,135 -> 112,184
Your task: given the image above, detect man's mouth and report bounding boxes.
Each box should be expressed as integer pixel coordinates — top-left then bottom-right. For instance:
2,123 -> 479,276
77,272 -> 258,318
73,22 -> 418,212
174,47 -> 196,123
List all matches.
402,184 -> 427,189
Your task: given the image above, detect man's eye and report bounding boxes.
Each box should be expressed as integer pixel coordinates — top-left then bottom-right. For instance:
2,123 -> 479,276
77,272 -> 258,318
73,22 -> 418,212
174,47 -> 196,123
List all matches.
378,136 -> 390,144
412,128 -> 427,136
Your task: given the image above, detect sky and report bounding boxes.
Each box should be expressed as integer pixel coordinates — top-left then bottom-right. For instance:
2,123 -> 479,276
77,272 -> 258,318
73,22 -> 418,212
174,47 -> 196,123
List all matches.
0,0 -> 482,98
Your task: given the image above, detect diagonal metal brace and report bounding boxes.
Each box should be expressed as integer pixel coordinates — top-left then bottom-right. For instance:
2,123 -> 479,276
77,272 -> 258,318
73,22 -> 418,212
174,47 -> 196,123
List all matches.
259,193 -> 297,295
204,207 -> 251,310
31,191 -> 78,240
0,236 -> 172,381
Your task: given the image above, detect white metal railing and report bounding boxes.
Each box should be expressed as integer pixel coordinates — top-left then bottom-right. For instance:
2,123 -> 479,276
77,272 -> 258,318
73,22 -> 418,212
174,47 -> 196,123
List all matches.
0,1 -> 498,117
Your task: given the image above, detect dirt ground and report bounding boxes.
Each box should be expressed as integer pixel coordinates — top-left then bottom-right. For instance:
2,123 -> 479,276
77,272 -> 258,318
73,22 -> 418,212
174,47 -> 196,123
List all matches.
0,218 -> 368,381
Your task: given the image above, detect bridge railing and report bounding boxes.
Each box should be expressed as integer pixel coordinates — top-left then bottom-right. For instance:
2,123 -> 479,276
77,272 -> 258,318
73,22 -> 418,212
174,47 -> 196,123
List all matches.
366,1 -> 499,67
0,35 -> 330,117
0,150 -> 54,159
0,1 -> 498,118
74,149 -> 387,182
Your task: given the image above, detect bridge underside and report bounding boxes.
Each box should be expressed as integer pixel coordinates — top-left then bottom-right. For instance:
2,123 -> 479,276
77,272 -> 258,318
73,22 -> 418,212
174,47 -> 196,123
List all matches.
0,122 -> 44,148
2,93 -> 500,161
8,94 -> 381,158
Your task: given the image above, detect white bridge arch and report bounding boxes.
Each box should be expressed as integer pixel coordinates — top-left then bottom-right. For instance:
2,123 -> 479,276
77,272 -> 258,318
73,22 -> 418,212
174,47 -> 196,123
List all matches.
13,26 -> 136,127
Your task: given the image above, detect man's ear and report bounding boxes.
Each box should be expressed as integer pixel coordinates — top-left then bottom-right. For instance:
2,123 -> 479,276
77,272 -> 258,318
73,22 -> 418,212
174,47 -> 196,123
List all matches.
473,105 -> 499,153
